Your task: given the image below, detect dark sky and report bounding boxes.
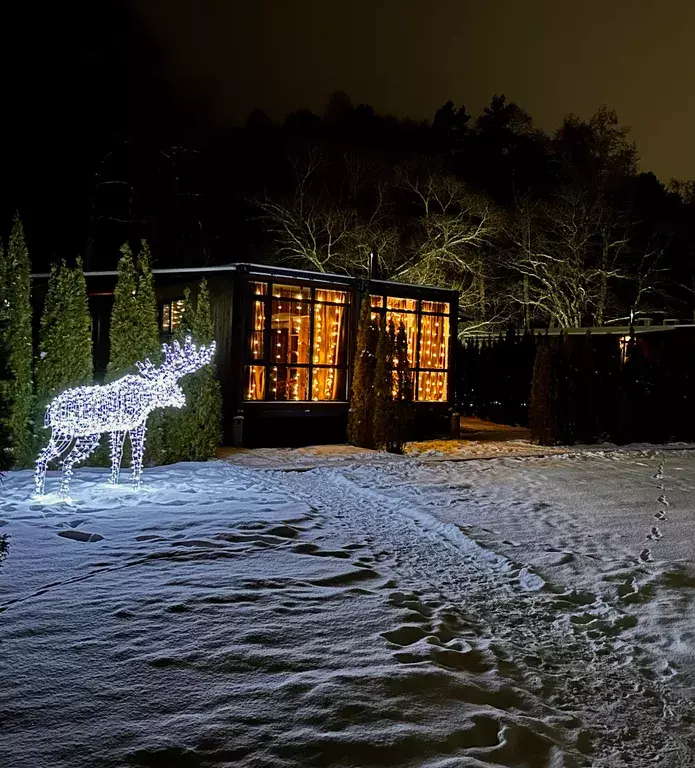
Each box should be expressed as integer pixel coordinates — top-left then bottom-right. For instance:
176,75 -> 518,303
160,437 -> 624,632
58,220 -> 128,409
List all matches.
135,0 -> 695,183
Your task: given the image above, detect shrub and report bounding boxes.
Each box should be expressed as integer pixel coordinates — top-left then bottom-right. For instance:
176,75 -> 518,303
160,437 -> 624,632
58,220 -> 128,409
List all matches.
0,215 -> 34,467
347,297 -> 378,448
373,318 -> 398,451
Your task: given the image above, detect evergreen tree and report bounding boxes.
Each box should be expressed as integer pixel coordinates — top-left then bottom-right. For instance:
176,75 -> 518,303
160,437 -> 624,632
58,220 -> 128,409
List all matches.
0,216 -> 34,467
164,281 -> 222,462
373,318 -> 397,451
36,259 -> 93,407
106,244 -> 140,380
107,241 -> 164,464
135,241 -> 165,464
0,313 -> 13,471
347,297 -> 378,448
134,241 -> 161,364
393,320 -> 414,449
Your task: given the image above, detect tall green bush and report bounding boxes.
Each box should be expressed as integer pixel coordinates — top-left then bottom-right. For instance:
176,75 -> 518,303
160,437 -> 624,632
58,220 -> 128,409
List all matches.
36,259 -> 93,407
373,318 -> 398,451
164,280 -> 222,462
0,215 -> 34,467
106,244 -> 140,381
106,241 -> 165,464
135,242 -> 165,464
393,320 -> 414,448
0,312 -> 13,471
347,297 -> 378,448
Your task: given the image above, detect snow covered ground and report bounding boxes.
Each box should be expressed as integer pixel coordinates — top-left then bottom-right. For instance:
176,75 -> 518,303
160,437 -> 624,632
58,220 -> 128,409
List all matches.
1,450 -> 695,767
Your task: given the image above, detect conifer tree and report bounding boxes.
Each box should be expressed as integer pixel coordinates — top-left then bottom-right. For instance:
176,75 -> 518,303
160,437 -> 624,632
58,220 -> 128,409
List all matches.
393,320 -> 414,449
135,241 -> 161,364
373,318 -> 397,451
0,216 -> 34,466
136,241 -> 165,464
107,241 -> 164,464
347,297 -> 378,448
36,259 -> 93,408
106,244 -> 140,380
0,313 -> 12,471
164,280 -> 222,462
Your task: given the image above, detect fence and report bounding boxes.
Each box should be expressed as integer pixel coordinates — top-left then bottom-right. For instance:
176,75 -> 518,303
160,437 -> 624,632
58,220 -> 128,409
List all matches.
456,330 -> 695,445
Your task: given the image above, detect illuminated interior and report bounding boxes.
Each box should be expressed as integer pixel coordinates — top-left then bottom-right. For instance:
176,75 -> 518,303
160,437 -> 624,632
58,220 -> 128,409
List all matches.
245,282 -> 349,401
160,299 -> 186,333
371,294 -> 450,402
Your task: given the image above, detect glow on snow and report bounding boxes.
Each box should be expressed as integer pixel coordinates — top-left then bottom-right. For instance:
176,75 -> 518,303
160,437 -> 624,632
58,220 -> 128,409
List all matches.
34,336 -> 216,498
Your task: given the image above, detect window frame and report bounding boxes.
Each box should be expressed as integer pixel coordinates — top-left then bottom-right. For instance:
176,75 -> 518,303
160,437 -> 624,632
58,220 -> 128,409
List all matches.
244,280 -> 351,402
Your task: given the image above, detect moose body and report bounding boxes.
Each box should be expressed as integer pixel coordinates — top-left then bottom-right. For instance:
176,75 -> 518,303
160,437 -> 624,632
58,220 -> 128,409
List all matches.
35,337 -> 215,498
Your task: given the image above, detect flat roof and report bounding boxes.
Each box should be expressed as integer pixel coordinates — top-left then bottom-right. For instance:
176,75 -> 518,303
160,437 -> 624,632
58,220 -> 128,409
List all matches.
31,261 -> 458,297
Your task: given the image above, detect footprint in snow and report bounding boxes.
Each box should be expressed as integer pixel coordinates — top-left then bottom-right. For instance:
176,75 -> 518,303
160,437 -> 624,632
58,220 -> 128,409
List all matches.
657,495 -> 669,506
639,548 -> 653,563
646,527 -> 663,541
654,510 -> 667,522
58,530 -> 104,543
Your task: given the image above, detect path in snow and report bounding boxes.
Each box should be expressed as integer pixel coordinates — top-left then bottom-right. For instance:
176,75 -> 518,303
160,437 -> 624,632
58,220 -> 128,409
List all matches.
1,453 -> 695,767
273,457 -> 695,766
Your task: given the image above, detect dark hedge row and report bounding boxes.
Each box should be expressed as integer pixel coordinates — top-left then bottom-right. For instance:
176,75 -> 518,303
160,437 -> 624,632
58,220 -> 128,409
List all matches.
457,331 -> 537,427
457,331 -> 695,446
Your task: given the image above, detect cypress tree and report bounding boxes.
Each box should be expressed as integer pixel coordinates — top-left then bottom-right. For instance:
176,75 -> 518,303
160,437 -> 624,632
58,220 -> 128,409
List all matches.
136,241 -> 165,465
373,318 -> 397,451
0,312 -> 12,471
106,244 -> 140,380
134,241 -> 161,364
394,320 -> 414,449
36,258 -> 93,407
0,216 -> 34,467
164,281 -> 222,462
347,297 -> 378,448
106,241 -> 165,464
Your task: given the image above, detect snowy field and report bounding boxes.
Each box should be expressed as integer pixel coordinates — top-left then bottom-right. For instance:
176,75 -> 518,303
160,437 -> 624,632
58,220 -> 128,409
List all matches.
2,450 -> 695,767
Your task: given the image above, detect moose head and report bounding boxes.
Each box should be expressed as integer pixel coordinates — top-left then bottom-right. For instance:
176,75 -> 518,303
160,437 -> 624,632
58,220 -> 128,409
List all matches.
136,336 -> 217,409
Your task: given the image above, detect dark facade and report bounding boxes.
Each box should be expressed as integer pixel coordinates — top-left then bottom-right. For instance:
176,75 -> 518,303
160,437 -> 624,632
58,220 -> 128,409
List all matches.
31,263 -> 458,447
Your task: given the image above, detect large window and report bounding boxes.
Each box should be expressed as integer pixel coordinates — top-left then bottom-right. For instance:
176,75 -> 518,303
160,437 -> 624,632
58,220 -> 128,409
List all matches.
245,282 -> 350,401
371,294 -> 451,402
160,299 -> 186,333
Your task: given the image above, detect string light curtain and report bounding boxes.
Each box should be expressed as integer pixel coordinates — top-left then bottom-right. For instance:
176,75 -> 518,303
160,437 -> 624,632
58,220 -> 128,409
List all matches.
245,283 -> 349,401
371,294 -> 450,402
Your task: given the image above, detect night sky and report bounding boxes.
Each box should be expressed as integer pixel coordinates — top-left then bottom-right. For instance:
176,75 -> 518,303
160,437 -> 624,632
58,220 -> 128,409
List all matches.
136,0 -> 695,183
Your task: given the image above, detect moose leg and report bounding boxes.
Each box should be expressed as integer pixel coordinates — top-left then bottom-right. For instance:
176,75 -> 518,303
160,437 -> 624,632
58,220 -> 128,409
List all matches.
129,424 -> 146,489
59,434 -> 100,498
35,432 -> 72,496
108,431 -> 126,485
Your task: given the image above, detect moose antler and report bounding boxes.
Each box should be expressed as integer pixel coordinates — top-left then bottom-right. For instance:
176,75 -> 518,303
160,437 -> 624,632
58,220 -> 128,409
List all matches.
135,358 -> 159,380
160,336 -> 216,377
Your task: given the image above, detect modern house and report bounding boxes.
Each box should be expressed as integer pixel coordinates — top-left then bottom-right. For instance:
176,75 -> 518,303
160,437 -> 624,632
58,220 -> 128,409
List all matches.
31,263 -> 458,447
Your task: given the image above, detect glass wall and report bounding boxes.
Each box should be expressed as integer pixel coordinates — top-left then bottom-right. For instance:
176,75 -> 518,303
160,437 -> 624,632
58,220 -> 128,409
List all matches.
371,294 -> 450,402
245,282 -> 350,401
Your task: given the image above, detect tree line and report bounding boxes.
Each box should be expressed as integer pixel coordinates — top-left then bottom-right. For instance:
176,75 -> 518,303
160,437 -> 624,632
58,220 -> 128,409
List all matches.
14,91 -> 694,340
0,215 -> 222,471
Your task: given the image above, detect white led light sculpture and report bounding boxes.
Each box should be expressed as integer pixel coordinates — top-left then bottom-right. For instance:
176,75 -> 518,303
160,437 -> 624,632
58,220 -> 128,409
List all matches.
35,336 -> 216,498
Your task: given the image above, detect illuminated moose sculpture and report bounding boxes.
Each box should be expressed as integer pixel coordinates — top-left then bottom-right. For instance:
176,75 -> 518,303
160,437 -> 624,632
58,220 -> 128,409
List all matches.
35,336 -> 216,498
